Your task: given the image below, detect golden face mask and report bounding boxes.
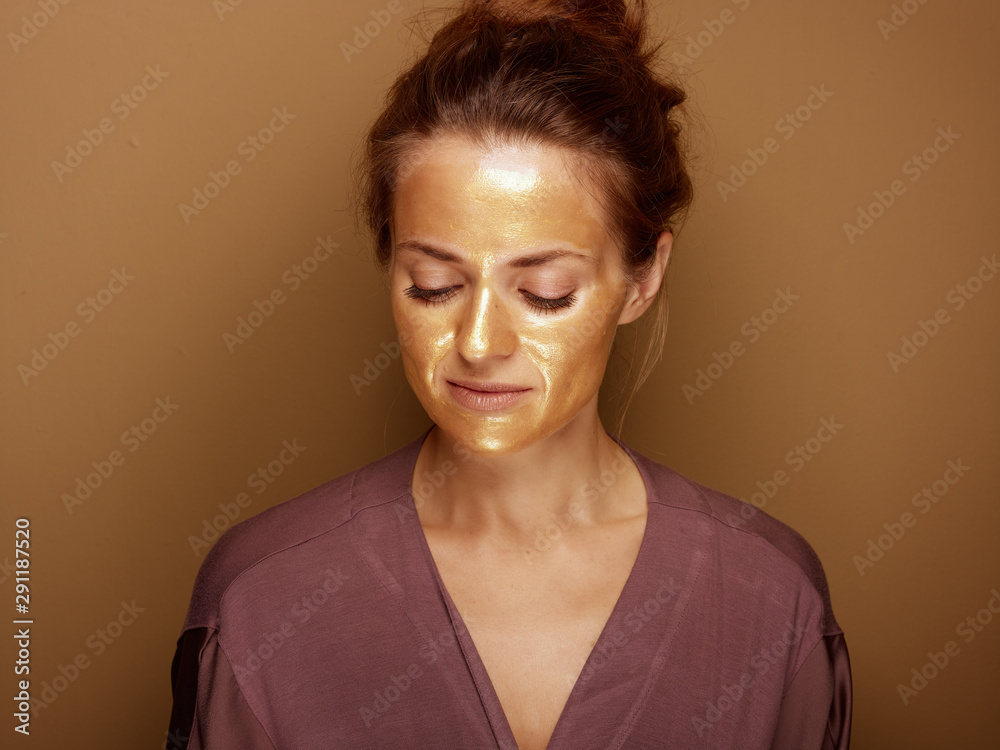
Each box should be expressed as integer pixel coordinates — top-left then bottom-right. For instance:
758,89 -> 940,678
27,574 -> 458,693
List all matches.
389,136 -> 631,455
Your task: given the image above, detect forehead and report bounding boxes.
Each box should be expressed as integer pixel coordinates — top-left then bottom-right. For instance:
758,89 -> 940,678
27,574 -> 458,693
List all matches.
392,135 -> 617,262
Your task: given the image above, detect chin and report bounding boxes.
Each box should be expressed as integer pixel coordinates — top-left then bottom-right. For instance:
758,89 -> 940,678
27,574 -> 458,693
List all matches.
431,416 -> 530,456
432,406 -> 577,457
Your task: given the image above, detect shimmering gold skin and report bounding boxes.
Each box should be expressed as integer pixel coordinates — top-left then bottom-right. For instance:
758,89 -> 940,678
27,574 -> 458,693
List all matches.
390,136 -> 636,456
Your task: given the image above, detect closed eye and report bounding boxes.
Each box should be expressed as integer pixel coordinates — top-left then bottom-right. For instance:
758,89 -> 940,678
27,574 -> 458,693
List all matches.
403,284 -> 458,304
403,285 -> 577,314
521,290 -> 577,313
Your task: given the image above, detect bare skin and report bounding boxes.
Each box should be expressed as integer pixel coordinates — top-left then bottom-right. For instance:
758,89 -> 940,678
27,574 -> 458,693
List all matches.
392,135 -> 671,749
414,429 -> 649,749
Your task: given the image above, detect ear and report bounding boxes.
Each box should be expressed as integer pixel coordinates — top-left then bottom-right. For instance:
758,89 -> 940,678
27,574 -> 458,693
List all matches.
618,231 -> 673,325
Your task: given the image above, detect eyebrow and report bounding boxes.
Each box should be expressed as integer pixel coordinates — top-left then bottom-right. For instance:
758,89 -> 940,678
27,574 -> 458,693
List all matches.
395,240 -> 598,268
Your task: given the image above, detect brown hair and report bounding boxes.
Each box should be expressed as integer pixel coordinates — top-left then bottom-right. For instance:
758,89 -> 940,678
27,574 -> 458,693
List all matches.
353,0 -> 694,436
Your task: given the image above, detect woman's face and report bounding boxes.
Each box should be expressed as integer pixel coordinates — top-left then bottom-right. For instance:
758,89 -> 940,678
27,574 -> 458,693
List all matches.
389,135 -> 636,455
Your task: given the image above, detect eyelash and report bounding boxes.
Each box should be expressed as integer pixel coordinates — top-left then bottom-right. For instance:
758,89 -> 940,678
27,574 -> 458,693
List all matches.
403,285 -> 577,314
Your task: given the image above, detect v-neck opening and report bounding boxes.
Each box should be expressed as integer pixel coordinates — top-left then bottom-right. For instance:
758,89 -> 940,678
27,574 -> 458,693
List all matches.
404,427 -> 657,750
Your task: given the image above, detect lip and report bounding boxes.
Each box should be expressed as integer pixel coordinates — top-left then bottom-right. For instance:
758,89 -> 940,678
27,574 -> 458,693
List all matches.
446,380 -> 531,411
449,379 -> 530,393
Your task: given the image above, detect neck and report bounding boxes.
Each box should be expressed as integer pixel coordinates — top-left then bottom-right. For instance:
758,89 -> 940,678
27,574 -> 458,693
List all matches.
412,411 -> 645,542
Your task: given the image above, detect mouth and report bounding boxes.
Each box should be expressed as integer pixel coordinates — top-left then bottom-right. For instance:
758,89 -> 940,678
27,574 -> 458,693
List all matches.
446,380 -> 531,412
449,379 -> 530,393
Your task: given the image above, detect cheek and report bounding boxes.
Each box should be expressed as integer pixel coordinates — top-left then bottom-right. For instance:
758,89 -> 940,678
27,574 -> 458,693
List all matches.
523,298 -> 620,390
396,310 -> 449,383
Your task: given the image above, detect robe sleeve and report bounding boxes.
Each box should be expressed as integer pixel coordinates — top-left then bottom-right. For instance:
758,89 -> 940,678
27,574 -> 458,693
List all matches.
167,627 -> 276,750
769,634 -> 853,750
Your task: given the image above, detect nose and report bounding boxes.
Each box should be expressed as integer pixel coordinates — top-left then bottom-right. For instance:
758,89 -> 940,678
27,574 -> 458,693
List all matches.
455,284 -> 517,362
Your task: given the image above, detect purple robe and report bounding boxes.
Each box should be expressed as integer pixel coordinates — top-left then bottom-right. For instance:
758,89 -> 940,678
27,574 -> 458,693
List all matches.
167,426 -> 852,748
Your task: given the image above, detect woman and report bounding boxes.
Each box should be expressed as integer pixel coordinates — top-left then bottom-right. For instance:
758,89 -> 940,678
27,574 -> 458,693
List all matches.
167,1 -> 852,748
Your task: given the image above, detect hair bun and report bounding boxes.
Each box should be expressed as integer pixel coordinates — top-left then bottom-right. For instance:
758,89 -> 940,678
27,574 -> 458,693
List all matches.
476,0 -> 645,54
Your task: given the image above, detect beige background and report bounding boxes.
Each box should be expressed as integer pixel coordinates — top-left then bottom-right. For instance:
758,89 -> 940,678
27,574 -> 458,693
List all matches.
2,0 -> 998,747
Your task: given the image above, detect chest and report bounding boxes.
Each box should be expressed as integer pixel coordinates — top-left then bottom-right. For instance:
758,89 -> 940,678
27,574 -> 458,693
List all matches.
423,518 -> 646,750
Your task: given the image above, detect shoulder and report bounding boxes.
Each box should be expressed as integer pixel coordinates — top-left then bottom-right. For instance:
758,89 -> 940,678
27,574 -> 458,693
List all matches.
181,430 -> 427,631
624,441 -> 842,636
